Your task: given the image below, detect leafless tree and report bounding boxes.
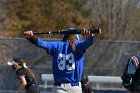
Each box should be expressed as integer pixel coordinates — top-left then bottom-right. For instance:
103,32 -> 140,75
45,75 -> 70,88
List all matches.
88,0 -> 139,40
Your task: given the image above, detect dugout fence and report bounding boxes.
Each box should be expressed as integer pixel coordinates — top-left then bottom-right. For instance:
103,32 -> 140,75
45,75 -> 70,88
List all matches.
0,37 -> 140,93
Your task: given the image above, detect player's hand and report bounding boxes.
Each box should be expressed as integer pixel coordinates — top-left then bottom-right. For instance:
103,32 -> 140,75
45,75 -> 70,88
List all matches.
81,28 -> 94,37
24,30 -> 33,38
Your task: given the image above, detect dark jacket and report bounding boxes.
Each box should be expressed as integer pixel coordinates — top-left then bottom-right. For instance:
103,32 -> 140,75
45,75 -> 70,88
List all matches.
16,68 -> 36,90
121,54 -> 140,92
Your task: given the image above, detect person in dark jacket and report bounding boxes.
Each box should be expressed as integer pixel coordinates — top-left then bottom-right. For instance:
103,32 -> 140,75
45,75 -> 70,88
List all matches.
8,58 -> 40,93
121,54 -> 140,93
81,74 -> 94,93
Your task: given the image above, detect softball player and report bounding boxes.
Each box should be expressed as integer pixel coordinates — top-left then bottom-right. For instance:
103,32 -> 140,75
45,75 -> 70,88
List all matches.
121,54 -> 140,93
24,28 -> 94,93
8,58 -> 40,93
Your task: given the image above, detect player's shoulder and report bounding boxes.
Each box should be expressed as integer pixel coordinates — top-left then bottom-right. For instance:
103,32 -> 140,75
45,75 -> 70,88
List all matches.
16,68 -> 26,75
131,54 -> 140,61
56,41 -> 67,46
74,40 -> 83,45
129,54 -> 140,67
46,41 -> 64,47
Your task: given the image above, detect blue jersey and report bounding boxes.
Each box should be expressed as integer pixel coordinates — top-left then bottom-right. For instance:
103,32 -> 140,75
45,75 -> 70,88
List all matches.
36,37 -> 94,84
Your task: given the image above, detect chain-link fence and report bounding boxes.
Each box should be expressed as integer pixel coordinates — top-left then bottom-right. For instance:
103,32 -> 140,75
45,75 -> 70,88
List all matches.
1,37 -> 140,93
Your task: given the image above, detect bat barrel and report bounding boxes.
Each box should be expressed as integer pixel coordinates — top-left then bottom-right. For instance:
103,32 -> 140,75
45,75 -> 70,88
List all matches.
89,28 -> 101,34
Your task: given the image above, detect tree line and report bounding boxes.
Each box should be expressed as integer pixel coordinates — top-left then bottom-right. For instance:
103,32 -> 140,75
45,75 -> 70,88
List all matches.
0,0 -> 139,40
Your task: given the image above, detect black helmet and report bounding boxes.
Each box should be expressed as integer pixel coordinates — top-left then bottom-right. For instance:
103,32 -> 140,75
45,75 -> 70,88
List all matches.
62,28 -> 82,42
8,58 -> 28,69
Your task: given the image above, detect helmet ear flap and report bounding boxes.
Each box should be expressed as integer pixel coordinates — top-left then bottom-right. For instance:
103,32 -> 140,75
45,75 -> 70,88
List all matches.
62,35 -> 69,42
75,34 -> 82,41
13,58 -> 28,68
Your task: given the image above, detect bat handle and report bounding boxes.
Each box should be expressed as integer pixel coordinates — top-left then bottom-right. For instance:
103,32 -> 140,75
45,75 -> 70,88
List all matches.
33,32 -> 51,34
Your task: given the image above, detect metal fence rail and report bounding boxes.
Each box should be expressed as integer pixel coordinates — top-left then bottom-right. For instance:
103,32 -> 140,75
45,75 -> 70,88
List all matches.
41,74 -> 124,90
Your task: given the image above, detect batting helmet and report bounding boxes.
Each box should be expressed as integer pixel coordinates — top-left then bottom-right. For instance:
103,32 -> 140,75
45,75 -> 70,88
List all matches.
7,58 -> 28,69
62,28 -> 81,41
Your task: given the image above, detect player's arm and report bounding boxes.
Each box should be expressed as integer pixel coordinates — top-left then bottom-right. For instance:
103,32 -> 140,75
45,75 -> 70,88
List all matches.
81,28 -> 94,46
76,28 -> 94,53
24,30 -> 58,55
17,75 -> 27,93
24,31 -> 38,44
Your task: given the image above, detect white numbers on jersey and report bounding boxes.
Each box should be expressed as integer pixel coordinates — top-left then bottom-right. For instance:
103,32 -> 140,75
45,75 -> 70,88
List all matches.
58,53 -> 75,70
